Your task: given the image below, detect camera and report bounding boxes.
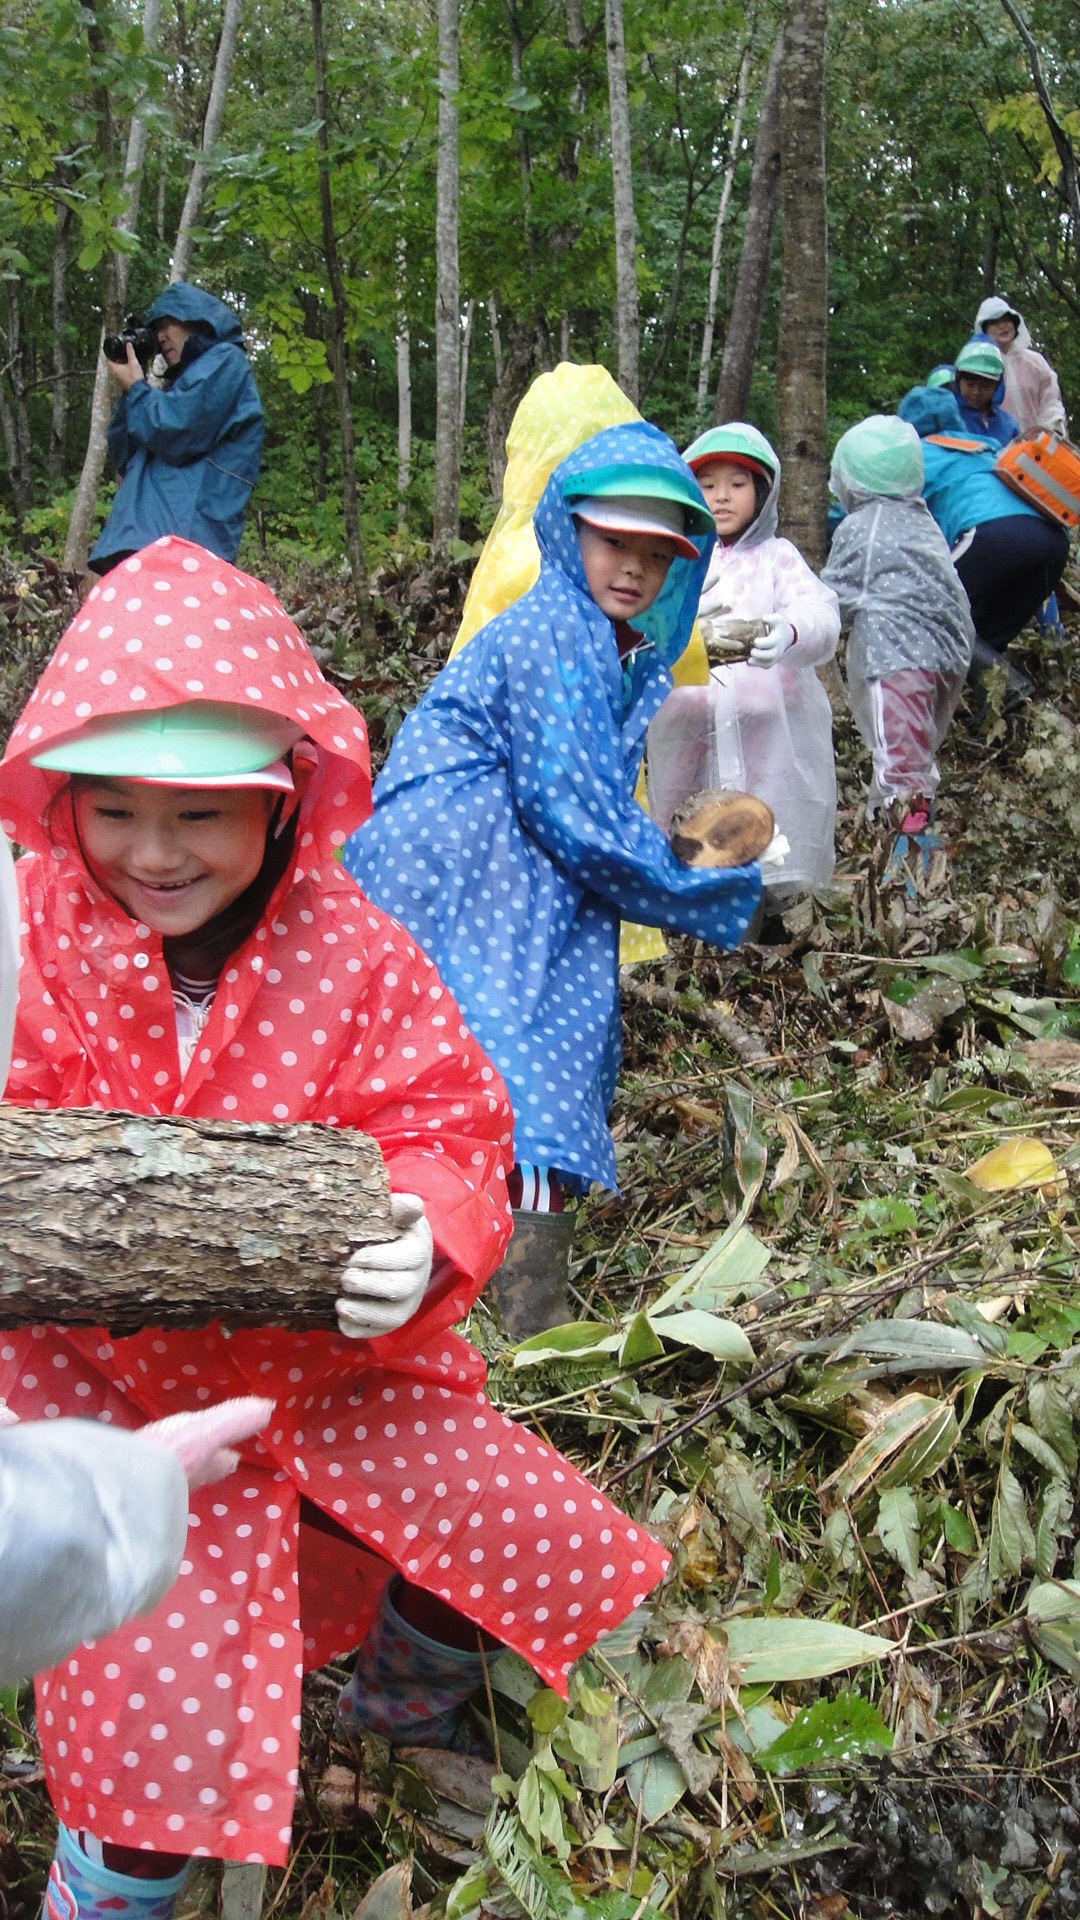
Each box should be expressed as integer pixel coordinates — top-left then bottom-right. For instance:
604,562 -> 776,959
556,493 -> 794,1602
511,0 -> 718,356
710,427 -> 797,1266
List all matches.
103,320 -> 157,368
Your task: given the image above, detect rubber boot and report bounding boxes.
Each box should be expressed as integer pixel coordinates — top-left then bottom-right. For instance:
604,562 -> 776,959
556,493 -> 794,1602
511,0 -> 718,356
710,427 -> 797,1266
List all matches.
486,1210 -> 574,1339
966,636 -> 1034,719
337,1575 -> 489,1749
45,1829 -> 188,1920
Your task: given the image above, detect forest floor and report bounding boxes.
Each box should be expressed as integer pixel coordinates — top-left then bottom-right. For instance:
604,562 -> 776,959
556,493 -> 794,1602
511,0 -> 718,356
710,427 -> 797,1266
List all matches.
4,551 -> 1080,1920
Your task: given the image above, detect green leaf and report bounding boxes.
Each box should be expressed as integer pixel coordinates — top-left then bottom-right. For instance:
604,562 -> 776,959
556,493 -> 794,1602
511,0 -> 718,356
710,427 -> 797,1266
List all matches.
647,1308 -> 754,1363
1028,1377 -> 1079,1476
511,1321 -> 621,1367
946,1298 -> 1009,1357
620,1309 -> 665,1367
722,1617 -> 892,1683
516,1762 -> 544,1850
989,1461 -> 1036,1581
826,1319 -> 985,1373
1035,1481 -> 1073,1579
874,1486 -> 920,1577
942,1504 -> 977,1554
650,1220 -> 770,1316
821,1393 -> 956,1502
1012,1421 -> 1071,1482
756,1690 -> 894,1774
526,1689 -> 566,1735
623,1749 -> 688,1824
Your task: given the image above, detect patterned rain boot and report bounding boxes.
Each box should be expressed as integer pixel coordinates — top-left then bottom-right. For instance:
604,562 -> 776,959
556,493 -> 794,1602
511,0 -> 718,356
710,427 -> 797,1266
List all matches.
45,1828 -> 188,1920
486,1210 -> 575,1340
337,1576 -> 491,1750
880,796 -> 942,898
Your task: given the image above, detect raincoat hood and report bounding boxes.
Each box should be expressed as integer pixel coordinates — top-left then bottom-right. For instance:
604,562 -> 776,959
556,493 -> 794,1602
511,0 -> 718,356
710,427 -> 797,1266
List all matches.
682,421 -> 780,552
145,283 -> 246,347
538,422 -> 714,669
898,386 -> 971,440
0,537 -> 370,863
975,294 -> 1032,352
830,415 -> 924,513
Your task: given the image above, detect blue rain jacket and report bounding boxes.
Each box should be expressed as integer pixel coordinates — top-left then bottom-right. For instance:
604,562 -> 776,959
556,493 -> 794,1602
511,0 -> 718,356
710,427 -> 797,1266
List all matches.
950,369 -> 1019,449
91,284 -> 264,568
346,422 -> 761,1192
898,387 -> 1044,550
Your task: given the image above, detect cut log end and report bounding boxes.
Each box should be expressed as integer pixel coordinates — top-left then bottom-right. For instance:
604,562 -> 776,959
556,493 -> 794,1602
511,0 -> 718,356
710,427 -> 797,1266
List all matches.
669,789 -> 775,869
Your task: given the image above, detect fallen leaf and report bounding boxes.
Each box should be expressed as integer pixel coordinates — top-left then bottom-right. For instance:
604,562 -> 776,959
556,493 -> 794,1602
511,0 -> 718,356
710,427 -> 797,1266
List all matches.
349,1863 -> 413,1920
967,1137 -> 1060,1192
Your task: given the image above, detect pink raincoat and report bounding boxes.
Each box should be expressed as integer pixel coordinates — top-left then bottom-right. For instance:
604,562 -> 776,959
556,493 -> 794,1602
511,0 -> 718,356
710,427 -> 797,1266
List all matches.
0,538 -> 668,1865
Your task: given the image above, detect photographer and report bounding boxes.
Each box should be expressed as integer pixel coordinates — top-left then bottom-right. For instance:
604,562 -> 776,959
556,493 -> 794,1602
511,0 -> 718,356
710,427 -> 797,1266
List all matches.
90,282 -> 264,575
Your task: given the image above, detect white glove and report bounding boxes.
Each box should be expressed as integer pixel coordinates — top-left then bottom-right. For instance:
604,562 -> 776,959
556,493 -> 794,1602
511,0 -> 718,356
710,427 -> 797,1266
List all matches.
758,830 -> 790,876
138,1396 -> 275,1490
749,617 -> 796,668
336,1193 -> 433,1340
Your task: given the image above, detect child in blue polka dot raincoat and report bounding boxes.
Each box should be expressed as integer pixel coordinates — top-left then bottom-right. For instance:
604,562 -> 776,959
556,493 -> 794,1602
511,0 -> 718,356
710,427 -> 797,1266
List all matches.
346,423 -> 773,1314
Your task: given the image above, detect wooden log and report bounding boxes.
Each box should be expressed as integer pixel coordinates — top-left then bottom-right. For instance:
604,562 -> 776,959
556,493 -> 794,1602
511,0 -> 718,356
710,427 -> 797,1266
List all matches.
0,1105 -> 397,1332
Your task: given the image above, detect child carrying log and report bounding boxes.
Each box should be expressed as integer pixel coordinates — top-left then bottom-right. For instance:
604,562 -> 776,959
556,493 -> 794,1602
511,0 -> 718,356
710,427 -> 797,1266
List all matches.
0,536 -> 669,1915
346,423 -> 777,1306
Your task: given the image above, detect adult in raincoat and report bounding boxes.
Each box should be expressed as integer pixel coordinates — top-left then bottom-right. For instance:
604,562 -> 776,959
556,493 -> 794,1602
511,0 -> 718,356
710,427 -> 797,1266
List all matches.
0,536 -> 667,1877
897,386 -> 1069,664
822,415 -> 974,827
90,284 -> 264,574
646,423 -> 841,898
345,423 -> 762,1201
974,295 -> 1068,438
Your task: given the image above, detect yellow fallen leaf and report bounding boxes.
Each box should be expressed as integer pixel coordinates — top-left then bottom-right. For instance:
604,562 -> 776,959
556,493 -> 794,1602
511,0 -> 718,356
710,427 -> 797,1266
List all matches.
966,1137 -> 1059,1192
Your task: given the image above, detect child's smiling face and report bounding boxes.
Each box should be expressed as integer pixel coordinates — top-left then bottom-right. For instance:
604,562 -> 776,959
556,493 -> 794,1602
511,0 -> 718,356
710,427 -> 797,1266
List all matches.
576,523 -> 675,621
75,779 -> 275,935
694,458 -> 761,543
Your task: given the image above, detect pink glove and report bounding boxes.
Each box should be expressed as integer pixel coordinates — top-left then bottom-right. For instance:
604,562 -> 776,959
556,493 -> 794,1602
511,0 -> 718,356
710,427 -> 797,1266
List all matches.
137,1396 -> 275,1491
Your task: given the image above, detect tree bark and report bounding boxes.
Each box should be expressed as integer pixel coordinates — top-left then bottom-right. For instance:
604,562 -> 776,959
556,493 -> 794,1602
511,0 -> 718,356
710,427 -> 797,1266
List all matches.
713,35 -> 782,426
604,0 -> 638,404
63,0 -> 162,575
485,318 -> 536,499
49,193 -> 74,483
0,1106 -> 396,1332
488,292 -> 504,385
170,0 -> 244,283
2,283 -> 34,520
311,0 -> 375,639
775,0 -> 828,566
696,43 -> 752,417
396,240 -> 411,530
433,0 -> 461,550
998,0 -> 1080,288
458,297 -> 475,437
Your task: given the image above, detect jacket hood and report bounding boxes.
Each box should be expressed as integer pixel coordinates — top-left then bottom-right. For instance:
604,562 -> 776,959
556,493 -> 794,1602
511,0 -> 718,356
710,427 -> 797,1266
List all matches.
145,284 -> 246,346
975,294 -> 1032,353
0,537 -> 370,860
898,386 -> 969,439
535,422 -> 714,669
682,421 -> 780,552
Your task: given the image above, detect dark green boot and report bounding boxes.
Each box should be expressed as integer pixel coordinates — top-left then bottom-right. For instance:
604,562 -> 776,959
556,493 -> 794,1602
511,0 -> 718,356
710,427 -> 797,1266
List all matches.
487,1210 -> 575,1339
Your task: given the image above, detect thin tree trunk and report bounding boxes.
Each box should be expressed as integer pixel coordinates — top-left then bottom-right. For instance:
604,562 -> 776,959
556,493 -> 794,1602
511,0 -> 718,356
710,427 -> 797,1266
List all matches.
170,0 -> 243,282
63,0 -> 162,574
485,318 -> 535,499
560,313 -> 571,359
566,0 -> 585,45
310,0 -> 374,634
998,0 -> 1080,286
458,298 -> 474,438
433,0 -> 461,550
49,190 -> 74,482
604,0 -> 638,404
0,386 -> 23,530
3,284 -> 34,516
713,34 -> 783,426
488,292 -> 504,385
696,43 -> 752,417
396,241 -> 411,530
775,0 -> 828,566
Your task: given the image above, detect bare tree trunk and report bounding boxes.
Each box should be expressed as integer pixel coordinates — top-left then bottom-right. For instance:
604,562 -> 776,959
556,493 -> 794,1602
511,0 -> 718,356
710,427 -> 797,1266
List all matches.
696,43 -> 752,417
566,0 -> 585,45
433,0 -> 461,550
458,297 -> 475,439
310,0 -> 375,637
485,318 -> 535,499
488,292 -> 504,385
0,1105 -> 395,1333
560,314 -> 571,359
49,194 -> 74,483
604,0 -> 638,404
170,0 -> 243,282
395,241 -> 411,530
3,283 -> 34,517
63,0 -> 162,574
775,0 -> 828,566
0,387 -> 23,529
998,0 -> 1080,287
714,35 -> 783,426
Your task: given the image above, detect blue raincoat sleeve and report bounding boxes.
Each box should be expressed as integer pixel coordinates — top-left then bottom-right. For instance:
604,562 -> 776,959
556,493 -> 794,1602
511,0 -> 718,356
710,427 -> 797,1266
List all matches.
119,346 -> 258,465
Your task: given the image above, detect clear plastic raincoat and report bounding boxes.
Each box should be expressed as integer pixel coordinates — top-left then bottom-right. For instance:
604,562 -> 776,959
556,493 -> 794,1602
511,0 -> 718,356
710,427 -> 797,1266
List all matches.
974,296 -> 1068,438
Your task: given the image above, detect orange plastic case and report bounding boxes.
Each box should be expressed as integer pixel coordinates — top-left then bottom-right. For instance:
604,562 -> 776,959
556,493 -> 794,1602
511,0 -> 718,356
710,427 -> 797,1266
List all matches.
995,433 -> 1080,529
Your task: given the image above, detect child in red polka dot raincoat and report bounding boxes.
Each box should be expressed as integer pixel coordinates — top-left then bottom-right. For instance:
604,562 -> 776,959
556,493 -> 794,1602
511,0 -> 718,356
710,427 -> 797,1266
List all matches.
0,537 -> 668,1920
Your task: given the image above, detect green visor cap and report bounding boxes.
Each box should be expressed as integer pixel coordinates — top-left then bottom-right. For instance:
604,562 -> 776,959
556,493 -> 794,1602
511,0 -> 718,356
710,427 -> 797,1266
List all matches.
926,364 -> 955,390
30,701 -> 304,781
955,338 -> 1005,379
682,422 -> 778,478
561,463 -> 714,539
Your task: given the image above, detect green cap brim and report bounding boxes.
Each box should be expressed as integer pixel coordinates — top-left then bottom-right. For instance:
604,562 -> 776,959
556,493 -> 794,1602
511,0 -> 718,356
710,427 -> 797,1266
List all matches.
30,701 -> 303,780
561,463 -> 714,538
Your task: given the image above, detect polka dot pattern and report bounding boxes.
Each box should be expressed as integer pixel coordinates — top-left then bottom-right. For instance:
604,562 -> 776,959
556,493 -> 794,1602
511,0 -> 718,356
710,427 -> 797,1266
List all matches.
345,424 -> 760,1192
0,533 -> 670,1864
